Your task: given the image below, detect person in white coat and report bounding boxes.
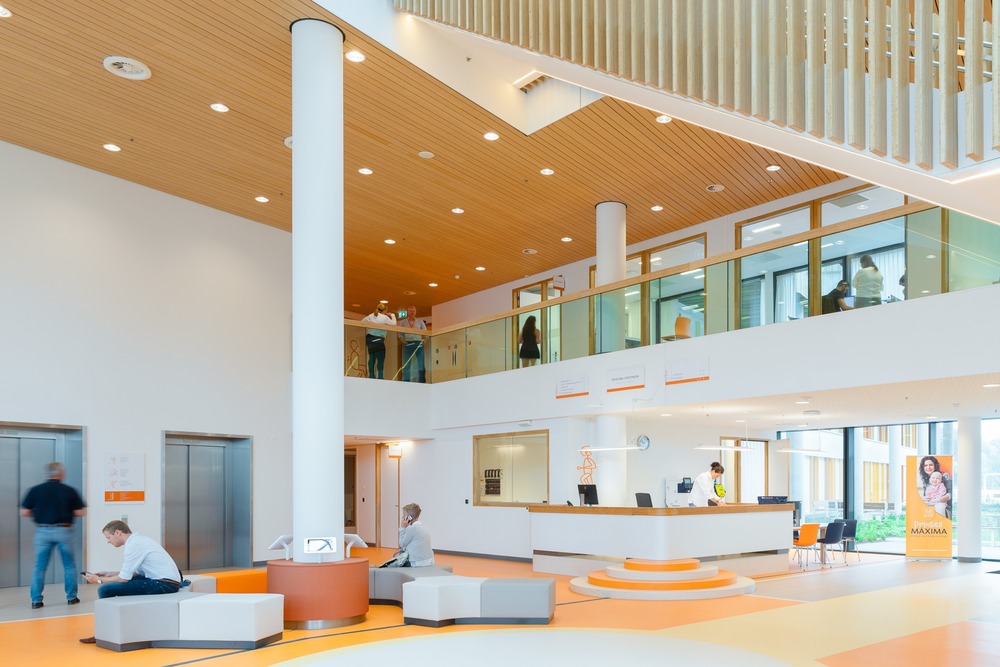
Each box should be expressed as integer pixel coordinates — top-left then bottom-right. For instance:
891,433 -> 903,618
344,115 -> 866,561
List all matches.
690,462 -> 727,507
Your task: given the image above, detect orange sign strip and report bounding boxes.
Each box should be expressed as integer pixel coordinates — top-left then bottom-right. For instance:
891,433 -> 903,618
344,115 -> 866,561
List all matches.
104,491 -> 145,502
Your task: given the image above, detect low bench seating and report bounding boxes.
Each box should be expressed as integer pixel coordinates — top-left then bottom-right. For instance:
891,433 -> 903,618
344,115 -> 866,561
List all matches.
93,592 -> 283,652
368,565 -> 454,604
401,575 -> 555,627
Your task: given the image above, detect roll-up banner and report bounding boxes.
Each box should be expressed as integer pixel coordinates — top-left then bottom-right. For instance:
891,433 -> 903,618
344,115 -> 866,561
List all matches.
905,455 -> 953,559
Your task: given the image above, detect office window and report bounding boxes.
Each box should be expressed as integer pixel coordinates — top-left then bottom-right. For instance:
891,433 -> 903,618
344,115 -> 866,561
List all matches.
473,430 -> 548,505
737,206 -> 810,248
863,426 -> 889,443
864,462 -> 888,503
821,186 -> 905,226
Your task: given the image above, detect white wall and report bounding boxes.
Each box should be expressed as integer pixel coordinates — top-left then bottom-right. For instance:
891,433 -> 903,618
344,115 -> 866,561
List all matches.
0,141 -> 293,565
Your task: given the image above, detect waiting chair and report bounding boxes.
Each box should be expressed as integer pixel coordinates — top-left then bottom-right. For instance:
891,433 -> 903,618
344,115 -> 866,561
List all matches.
635,492 -> 653,508
816,521 -> 846,568
791,523 -> 820,568
838,519 -> 860,563
662,315 -> 692,341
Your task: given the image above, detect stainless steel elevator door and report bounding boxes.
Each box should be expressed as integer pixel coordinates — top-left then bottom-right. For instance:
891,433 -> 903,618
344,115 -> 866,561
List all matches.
164,443 -> 226,571
0,437 -> 58,587
0,438 -> 20,588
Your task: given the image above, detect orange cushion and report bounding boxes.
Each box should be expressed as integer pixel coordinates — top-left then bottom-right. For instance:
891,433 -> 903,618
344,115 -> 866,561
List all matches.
203,569 -> 268,593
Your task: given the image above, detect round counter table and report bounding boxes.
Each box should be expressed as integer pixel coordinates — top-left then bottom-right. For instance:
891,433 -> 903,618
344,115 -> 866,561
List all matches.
267,557 -> 369,629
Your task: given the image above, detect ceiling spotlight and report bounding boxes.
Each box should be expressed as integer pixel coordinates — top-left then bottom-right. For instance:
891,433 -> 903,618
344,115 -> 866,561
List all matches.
475,266 -> 486,271
926,254 -> 937,259
254,196 -> 269,203
984,383 -> 1000,388
765,164 -> 781,172
283,136 -> 293,149
358,168 -> 373,175
660,413 -> 672,417
379,299 -> 389,304
451,208 -> 464,214
210,102 -> 230,113
0,6 -> 12,17
651,205 -> 663,211
103,143 -> 121,152
384,239 -> 396,245
418,151 -> 434,159
655,114 -> 672,123
103,55 -> 151,80
540,168 -> 555,176
428,282 -> 438,287
483,131 -> 500,141
345,50 -> 365,62
856,204 -> 869,210
795,398 -> 810,405
403,290 -> 416,296
523,248 -> 538,254
560,237 -> 572,243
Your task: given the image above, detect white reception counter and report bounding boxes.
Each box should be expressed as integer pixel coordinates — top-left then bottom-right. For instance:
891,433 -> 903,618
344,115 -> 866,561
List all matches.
528,503 -> 793,576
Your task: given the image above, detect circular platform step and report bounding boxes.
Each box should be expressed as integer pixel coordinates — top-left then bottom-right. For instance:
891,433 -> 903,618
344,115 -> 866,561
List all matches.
588,569 -> 737,590
624,558 -> 700,572
570,574 -> 756,600
605,563 -> 719,581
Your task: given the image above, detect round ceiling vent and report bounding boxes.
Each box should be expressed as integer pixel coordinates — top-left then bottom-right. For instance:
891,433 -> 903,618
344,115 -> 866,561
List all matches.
522,248 -> 538,255
103,56 -> 151,80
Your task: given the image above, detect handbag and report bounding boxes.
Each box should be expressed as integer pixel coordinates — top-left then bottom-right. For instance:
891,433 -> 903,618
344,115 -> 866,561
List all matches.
365,333 -> 385,353
378,549 -> 409,568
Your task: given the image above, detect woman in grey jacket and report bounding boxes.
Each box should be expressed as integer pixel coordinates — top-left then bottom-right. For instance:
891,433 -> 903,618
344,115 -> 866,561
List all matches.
398,502 -> 435,566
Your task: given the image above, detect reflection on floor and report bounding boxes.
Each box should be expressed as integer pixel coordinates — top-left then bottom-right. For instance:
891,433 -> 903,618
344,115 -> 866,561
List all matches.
1,547 -> 998,667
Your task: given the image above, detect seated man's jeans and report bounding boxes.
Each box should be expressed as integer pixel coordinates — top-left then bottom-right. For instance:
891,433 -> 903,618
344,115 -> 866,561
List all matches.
31,525 -> 78,603
98,573 -> 180,598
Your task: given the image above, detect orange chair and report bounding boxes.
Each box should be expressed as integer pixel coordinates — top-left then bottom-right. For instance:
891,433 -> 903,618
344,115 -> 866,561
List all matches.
791,523 -> 820,568
661,315 -> 692,341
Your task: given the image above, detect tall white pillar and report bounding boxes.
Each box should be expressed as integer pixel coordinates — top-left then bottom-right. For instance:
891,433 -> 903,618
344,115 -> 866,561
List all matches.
956,417 -> 982,562
291,19 -> 344,562
887,425 -> 902,515
595,201 -> 626,354
594,415 -> 628,507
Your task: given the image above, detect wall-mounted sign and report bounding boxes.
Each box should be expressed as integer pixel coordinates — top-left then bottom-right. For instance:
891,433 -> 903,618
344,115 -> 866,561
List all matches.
556,375 -> 589,399
607,366 -> 645,393
665,357 -> 710,385
905,455 -> 953,560
104,453 -> 145,503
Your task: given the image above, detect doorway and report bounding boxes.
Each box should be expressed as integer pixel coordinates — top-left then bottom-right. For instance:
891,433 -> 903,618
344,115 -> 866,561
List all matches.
0,425 -> 85,590
377,445 -> 400,549
163,433 -> 251,571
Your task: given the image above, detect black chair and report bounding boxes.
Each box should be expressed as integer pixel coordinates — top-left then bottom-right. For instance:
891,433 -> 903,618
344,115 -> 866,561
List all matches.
838,519 -> 859,562
816,521 -> 846,567
635,492 -> 653,508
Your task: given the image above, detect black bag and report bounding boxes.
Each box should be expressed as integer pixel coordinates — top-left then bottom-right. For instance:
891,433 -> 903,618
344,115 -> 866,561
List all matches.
378,549 -> 409,568
365,333 -> 386,353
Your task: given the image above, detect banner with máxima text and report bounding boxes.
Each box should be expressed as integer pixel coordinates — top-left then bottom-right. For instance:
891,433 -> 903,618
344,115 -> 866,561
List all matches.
905,455 -> 953,560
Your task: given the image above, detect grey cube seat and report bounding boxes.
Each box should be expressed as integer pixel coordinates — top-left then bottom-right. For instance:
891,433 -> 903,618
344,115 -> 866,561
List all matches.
479,578 -> 555,624
369,565 -> 454,605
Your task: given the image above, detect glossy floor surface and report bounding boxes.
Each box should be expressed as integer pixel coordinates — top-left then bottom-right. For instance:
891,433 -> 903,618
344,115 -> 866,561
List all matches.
2,547 -> 997,667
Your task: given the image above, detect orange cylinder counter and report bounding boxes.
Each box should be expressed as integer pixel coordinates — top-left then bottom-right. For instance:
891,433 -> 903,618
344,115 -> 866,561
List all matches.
210,569 -> 268,593
267,558 -> 369,629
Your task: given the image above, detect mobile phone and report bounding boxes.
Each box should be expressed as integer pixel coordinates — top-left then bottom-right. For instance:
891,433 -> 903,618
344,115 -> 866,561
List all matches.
405,515 -> 413,522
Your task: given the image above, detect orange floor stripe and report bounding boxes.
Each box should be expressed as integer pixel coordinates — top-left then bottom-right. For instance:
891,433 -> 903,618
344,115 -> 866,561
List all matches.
819,620 -> 1000,667
587,569 -> 737,590
624,558 -> 700,571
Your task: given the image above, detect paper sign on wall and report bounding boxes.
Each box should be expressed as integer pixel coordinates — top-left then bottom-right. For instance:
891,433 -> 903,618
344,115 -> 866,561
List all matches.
665,357 -> 710,385
104,453 -> 145,503
606,366 -> 645,393
556,376 -> 589,399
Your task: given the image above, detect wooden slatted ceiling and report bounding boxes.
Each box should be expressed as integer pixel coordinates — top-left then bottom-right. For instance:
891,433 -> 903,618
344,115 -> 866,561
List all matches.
0,1 -> 842,316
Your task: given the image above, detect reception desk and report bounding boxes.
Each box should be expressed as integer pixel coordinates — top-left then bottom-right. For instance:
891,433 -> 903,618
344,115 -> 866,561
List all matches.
528,503 -> 793,576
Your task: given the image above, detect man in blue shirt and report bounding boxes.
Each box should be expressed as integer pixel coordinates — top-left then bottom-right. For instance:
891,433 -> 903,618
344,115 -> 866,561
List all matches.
20,461 -> 86,609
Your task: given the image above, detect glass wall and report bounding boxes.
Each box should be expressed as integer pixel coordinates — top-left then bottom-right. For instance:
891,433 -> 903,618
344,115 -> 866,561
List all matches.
821,186 -> 905,225
738,206 -> 810,248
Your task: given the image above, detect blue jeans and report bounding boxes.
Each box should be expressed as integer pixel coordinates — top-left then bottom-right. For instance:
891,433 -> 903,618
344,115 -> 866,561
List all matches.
98,573 -> 180,598
403,341 -> 424,382
31,525 -> 78,603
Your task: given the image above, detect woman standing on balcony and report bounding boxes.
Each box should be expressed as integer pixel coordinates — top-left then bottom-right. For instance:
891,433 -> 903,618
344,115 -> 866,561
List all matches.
852,254 -> 884,307
517,315 -> 541,368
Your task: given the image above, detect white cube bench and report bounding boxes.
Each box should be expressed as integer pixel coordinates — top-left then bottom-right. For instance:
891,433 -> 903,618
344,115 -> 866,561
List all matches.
401,575 -> 555,627
369,565 -> 454,605
93,592 -> 283,652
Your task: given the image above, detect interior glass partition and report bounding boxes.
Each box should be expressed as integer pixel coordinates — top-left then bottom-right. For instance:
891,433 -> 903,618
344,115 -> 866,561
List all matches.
821,217 -> 906,308
821,186 -> 905,225
948,211 -> 1000,290
738,243 -> 809,326
648,270 -> 705,342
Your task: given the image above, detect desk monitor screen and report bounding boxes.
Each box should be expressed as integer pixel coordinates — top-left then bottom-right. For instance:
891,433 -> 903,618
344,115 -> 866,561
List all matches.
757,495 -> 788,504
578,484 -> 599,506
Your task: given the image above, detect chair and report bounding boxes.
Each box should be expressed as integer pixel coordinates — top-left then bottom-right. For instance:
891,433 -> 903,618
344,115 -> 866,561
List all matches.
635,492 -> 653,508
791,523 -> 820,568
661,316 -> 691,341
838,519 -> 860,563
816,521 -> 846,567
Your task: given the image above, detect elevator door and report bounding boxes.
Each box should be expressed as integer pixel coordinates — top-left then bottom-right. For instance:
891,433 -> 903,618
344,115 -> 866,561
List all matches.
164,443 -> 227,570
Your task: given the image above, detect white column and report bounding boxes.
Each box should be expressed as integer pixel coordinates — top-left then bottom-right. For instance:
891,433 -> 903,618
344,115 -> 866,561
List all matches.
887,425 -> 902,515
957,417 -> 982,562
291,19 -> 344,562
595,201 -> 626,354
594,415 -> 628,507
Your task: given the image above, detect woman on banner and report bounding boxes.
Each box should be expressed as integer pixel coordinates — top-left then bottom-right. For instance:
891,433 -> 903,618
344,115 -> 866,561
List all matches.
918,455 -> 952,518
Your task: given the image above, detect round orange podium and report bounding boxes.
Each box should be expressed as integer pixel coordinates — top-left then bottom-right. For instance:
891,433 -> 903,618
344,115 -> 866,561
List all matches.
267,557 -> 369,629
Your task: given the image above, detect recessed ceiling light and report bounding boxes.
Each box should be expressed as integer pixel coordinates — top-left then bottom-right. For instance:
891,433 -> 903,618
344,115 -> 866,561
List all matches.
921,289 -> 930,294
523,248 -> 538,254
651,205 -> 663,211
428,282 -> 438,287
540,168 -> 554,176
475,266 -> 486,271
835,240 -> 844,244
358,168 -> 373,175
379,300 -> 389,304
103,143 -> 121,152
926,254 -> 937,259
560,237 -> 572,243
283,136 -> 293,149
384,239 -> 396,245
795,398 -> 810,405
706,184 -> 724,192
984,383 -> 1000,388
451,208 -> 464,214
210,102 -> 230,113
925,415 -> 937,420
255,196 -> 269,203
751,222 -> 781,234
744,236 -> 754,241
403,290 -> 416,296
352,303 -> 361,308
103,55 -> 152,80
821,243 -> 834,248
344,50 -> 365,62
483,131 -> 500,141
660,413 -> 672,417
856,204 -> 868,210
418,151 -> 434,159
0,6 -> 12,17
765,164 -> 781,172
655,114 -> 672,123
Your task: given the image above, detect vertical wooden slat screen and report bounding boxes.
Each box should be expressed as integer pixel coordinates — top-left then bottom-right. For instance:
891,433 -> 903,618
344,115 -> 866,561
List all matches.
964,0 -> 984,161
868,1 -> 888,156
787,0 -> 807,131
734,0 -> 752,115
703,1 -> 719,103
913,0 -> 933,169
845,0 -> 865,148
824,0 -> 845,142
769,0 -> 788,126
672,0 -> 688,96
751,0 -> 769,120
687,0 -> 702,99
659,0 -> 672,91
889,0 -> 910,163
995,2 -> 1000,150
939,0 -> 958,169
805,0 -> 825,136
718,1 -> 735,109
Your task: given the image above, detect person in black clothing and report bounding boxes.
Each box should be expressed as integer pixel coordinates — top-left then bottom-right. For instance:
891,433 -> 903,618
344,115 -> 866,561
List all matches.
20,461 -> 86,609
517,315 -> 541,367
821,280 -> 853,314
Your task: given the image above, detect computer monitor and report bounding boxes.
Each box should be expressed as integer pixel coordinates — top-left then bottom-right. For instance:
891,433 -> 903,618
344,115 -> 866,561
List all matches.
757,495 -> 788,504
577,484 -> 599,506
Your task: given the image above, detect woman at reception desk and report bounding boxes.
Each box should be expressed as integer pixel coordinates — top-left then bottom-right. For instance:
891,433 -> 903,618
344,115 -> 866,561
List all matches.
527,499 -> 792,577
690,461 -> 726,507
